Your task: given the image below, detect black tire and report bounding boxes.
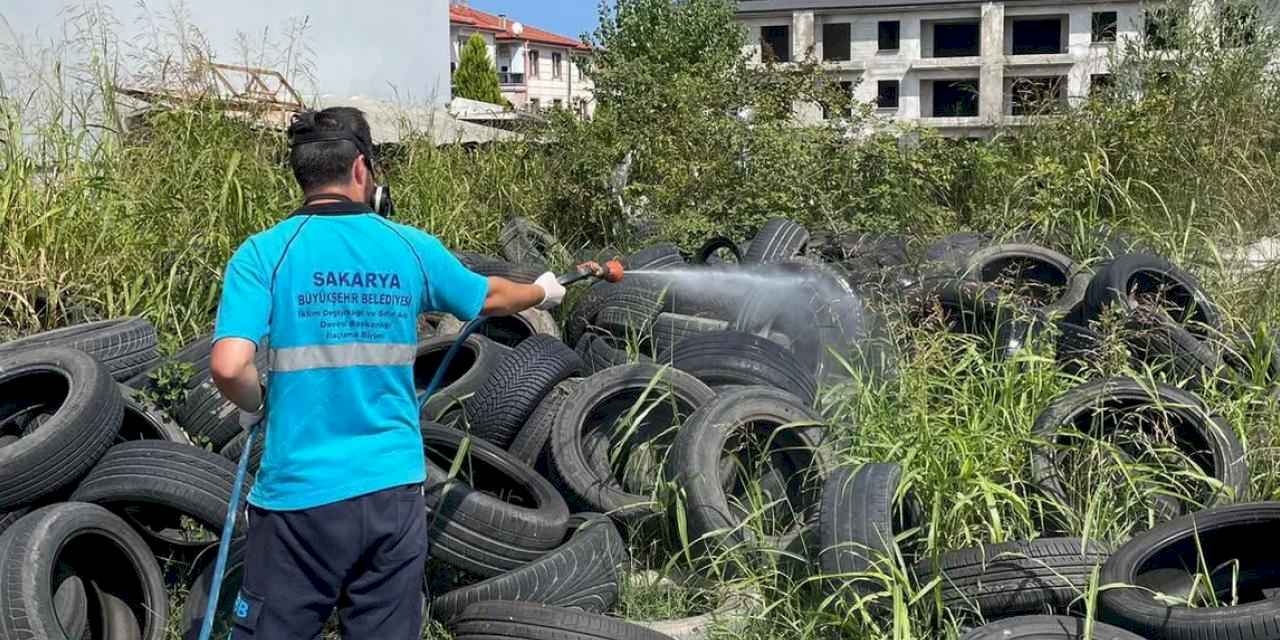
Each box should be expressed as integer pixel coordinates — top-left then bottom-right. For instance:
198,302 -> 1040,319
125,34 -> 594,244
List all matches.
450,601 -> 673,640
415,334 -> 510,424
0,502 -> 168,640
734,262 -> 895,386
430,513 -> 627,623
93,582 -> 144,640
1030,378 -> 1247,527
963,244 -> 1084,314
219,429 -> 264,475
575,334 -> 644,375
53,575 -> 88,640
469,259 -> 545,284
695,237 -> 742,264
925,233 -> 990,269
0,348 -> 123,510
178,538 -> 245,640
666,330 -> 817,404
71,440 -> 243,563
817,463 -> 924,607
812,232 -> 910,269
567,282 -> 614,347
1099,502 -> 1280,640
962,615 -> 1150,640
466,335 -> 583,449
650,313 -> 729,360
665,386 -> 829,560
118,385 -> 189,444
1055,320 -> 1105,376
910,277 -> 1038,360
500,217 -> 563,265
176,343 -> 268,450
509,379 -> 581,466
433,309 -> 561,347
1119,307 -> 1227,387
626,243 -> 685,271
915,538 -> 1109,619
1083,254 -> 1223,335
0,317 -> 159,382
744,218 -> 810,264
594,281 -> 667,341
549,364 -> 714,524
423,425 -> 570,577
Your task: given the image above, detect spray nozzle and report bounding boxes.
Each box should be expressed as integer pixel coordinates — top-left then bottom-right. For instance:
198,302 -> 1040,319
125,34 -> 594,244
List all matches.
558,260 -> 625,287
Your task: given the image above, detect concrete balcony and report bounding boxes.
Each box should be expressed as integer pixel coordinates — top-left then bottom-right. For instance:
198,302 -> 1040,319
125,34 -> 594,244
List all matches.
1003,53 -> 1075,67
912,56 -> 982,71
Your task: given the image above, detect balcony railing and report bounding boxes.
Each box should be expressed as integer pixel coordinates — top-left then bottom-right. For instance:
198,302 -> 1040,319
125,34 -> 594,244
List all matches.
499,72 -> 525,85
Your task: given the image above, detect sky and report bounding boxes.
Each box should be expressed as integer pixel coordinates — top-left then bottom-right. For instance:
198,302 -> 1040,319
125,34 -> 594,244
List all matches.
468,0 -> 600,41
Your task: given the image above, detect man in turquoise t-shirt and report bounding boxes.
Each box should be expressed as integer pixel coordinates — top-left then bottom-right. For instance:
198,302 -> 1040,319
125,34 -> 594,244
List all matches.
209,107 -> 566,639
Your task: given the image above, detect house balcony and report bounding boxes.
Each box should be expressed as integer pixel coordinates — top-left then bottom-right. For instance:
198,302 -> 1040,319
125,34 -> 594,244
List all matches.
499,72 -> 525,86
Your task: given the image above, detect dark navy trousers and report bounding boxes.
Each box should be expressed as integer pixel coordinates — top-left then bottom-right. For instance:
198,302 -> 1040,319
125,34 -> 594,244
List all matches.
231,483 -> 428,639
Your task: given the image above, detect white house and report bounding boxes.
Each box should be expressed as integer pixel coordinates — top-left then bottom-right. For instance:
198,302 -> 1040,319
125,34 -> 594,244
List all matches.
449,3 -> 595,116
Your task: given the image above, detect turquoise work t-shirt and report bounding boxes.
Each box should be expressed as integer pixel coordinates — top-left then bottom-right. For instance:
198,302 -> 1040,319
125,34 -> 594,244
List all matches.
212,201 -> 489,511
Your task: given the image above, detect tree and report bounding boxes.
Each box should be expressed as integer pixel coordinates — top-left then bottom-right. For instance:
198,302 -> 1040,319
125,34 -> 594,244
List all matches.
453,33 -> 506,106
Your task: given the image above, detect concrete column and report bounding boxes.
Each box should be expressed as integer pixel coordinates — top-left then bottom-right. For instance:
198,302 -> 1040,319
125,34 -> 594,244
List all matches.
979,2 -> 1005,123
793,11 -> 816,61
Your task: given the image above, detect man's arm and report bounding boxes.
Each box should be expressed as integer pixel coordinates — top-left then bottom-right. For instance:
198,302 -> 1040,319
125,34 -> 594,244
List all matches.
210,238 -> 271,417
481,276 -> 554,316
211,338 -> 263,413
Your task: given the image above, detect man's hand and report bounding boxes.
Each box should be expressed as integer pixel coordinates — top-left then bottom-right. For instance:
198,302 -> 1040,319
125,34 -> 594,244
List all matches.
534,272 -> 566,310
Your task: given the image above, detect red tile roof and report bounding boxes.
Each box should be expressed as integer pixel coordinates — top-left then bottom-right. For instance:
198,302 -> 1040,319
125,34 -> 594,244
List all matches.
449,4 -> 590,51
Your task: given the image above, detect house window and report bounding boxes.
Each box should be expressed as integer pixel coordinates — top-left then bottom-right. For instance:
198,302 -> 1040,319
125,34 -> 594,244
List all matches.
1221,2 -> 1258,47
1146,9 -> 1178,49
529,50 -> 541,78
877,80 -> 900,109
821,81 -> 855,120
1009,76 -> 1066,115
930,21 -> 980,57
1010,17 -> 1065,55
823,23 -> 851,61
878,21 -> 901,50
761,25 -> 790,62
1092,12 -> 1118,43
552,52 -> 563,79
1091,73 -> 1114,95
930,79 -> 979,117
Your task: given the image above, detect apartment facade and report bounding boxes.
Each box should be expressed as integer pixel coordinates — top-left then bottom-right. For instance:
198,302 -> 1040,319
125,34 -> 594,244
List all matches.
737,0 -> 1163,135
449,4 -> 595,116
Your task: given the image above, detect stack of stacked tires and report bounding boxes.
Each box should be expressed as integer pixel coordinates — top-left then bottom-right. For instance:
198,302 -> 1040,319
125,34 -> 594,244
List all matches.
0,318 -> 238,639
3,216 -> 1276,640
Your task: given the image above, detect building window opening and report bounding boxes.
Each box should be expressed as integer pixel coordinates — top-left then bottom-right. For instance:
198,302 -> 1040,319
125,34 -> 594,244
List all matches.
1010,17 -> 1065,55
1092,11 -> 1118,43
1091,73 -> 1115,97
762,25 -> 791,62
552,53 -> 563,79
1008,76 -> 1066,115
877,80 -> 900,109
824,22 -> 851,61
529,50 -> 541,78
878,21 -> 901,50
1145,9 -> 1180,49
932,21 -> 981,57
1221,2 -> 1259,47
932,79 -> 979,117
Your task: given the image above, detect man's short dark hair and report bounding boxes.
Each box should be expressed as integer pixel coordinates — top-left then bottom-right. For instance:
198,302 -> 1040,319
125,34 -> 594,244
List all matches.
287,107 -> 374,192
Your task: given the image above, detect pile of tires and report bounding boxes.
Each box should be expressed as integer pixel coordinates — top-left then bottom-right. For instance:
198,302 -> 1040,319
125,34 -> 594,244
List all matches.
5,218 -> 1273,640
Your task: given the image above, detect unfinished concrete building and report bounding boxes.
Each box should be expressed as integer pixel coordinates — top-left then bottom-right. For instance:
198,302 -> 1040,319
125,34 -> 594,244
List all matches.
736,0 -> 1229,135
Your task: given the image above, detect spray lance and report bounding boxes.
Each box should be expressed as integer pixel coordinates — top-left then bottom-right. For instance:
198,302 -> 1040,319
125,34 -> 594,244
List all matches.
197,259 -> 625,639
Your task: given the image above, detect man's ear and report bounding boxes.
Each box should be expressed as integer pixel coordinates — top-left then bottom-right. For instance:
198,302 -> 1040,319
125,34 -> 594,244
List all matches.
351,154 -> 368,186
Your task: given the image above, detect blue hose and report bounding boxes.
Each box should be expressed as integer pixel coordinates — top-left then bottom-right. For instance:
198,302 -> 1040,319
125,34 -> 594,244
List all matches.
197,316 -> 490,640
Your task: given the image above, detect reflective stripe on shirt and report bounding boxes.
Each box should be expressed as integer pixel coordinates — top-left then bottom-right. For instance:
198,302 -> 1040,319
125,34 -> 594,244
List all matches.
269,342 -> 417,373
